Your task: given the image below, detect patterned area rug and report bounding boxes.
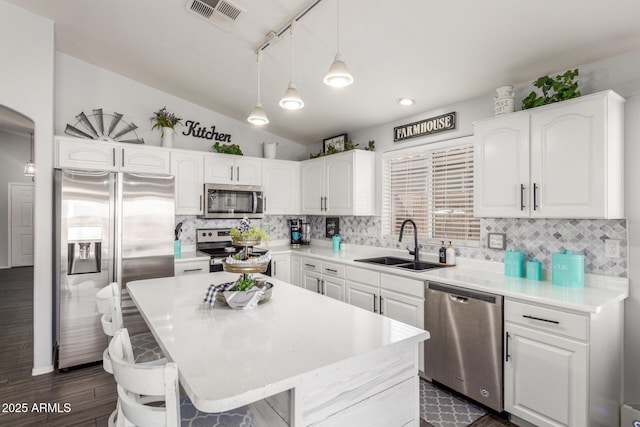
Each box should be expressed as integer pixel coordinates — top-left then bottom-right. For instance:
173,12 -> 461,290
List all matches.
420,379 -> 487,427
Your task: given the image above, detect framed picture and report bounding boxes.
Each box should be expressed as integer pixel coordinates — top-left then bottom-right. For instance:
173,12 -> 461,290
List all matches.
487,233 -> 506,250
323,133 -> 348,154
325,217 -> 340,238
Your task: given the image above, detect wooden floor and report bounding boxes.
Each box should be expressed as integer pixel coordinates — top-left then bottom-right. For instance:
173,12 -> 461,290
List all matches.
0,267 -> 116,427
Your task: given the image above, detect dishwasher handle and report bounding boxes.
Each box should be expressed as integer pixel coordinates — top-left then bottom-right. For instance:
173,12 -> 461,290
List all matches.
428,282 -> 503,305
448,294 -> 469,303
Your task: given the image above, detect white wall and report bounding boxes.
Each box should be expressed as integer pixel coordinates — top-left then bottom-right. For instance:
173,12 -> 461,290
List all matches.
349,48 -> 640,403
0,0 -> 54,374
55,53 -> 308,161
0,130 -> 33,268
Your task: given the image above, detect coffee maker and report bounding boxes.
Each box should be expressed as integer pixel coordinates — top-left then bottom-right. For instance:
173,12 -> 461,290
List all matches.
290,219 -> 302,248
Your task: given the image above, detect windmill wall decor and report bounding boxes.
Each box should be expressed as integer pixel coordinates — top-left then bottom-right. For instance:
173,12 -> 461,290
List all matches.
65,108 -> 144,144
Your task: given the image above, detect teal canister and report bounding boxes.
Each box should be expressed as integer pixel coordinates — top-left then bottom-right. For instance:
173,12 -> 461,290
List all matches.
332,234 -> 341,251
174,239 -> 181,257
504,249 -> 525,278
552,250 -> 585,287
526,259 -> 542,281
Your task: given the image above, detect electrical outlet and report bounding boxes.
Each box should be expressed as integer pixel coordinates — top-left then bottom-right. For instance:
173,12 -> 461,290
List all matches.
604,239 -> 620,258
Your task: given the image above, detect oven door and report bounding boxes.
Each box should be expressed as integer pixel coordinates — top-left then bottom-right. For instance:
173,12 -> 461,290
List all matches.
203,184 -> 264,219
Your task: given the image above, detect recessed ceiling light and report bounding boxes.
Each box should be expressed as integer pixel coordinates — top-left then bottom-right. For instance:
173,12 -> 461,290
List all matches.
397,98 -> 414,106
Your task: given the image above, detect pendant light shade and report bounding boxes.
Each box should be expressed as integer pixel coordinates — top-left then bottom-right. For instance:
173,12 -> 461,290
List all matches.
247,51 -> 269,125
24,132 -> 35,177
324,53 -> 353,88
279,82 -> 304,110
280,21 -> 304,110
324,0 -> 353,88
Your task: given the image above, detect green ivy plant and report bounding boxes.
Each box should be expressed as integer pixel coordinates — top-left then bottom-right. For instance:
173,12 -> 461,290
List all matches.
212,142 -> 243,155
309,140 -> 374,159
522,69 -> 581,110
234,276 -> 256,291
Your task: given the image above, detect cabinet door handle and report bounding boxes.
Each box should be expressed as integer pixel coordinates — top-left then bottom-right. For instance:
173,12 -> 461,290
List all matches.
230,166 -> 234,181
373,294 -> 377,313
121,148 -> 125,167
316,278 -> 321,293
520,184 -> 525,211
264,197 -> 267,212
321,279 -> 324,295
112,148 -> 116,167
199,195 -> 202,211
237,166 -> 240,182
533,183 -> 538,210
505,332 -> 511,362
183,268 -> 203,273
320,196 -> 324,211
273,262 -> 276,276
523,314 -> 559,324
380,296 -> 384,315
324,196 -> 328,211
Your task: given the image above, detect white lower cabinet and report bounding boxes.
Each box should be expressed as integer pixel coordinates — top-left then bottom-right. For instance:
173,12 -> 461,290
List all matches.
174,259 -> 209,276
300,258 -> 345,301
271,253 -> 291,283
290,255 -> 301,287
504,299 -> 623,427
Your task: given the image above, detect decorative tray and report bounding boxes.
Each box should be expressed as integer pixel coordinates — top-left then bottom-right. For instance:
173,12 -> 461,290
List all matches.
215,282 -> 274,304
221,259 -> 268,274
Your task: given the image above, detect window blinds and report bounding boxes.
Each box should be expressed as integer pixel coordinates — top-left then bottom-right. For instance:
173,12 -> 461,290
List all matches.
382,141 -> 480,246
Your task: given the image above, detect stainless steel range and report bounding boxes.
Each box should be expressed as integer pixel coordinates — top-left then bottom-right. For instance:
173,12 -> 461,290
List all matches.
196,228 -> 271,275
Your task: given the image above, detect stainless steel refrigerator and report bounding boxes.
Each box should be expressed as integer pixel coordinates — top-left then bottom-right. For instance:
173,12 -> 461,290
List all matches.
54,169 -> 175,369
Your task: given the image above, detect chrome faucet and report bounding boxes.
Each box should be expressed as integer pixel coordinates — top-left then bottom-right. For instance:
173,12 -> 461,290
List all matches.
398,219 -> 419,263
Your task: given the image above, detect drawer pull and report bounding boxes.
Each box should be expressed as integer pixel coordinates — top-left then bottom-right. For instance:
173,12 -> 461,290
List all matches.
183,268 -> 203,272
523,314 -> 559,324
304,263 -> 316,269
325,268 -> 338,273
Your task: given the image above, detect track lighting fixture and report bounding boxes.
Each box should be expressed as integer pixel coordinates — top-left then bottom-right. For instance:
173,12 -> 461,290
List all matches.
279,21 -> 304,110
324,0 -> 353,88
247,51 -> 269,126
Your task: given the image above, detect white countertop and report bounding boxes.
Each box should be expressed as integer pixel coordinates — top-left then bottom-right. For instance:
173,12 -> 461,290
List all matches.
264,241 -> 628,314
127,272 -> 428,413
174,249 -> 210,263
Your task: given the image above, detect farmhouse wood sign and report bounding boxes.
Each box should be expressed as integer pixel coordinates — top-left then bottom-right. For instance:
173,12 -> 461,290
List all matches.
393,112 -> 456,142
182,120 -> 232,142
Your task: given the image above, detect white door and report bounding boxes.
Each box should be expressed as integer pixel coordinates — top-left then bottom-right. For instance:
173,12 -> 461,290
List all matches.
203,153 -> 235,184
324,155 -> 353,215
262,160 -> 300,215
10,183 -> 34,267
322,276 -> 345,301
271,254 -> 291,283
171,151 -> 204,215
504,323 -> 588,427
301,159 -> 325,215
235,157 -> 262,186
345,280 -> 378,313
302,271 -> 322,293
530,98 -> 605,218
474,114 -> 530,217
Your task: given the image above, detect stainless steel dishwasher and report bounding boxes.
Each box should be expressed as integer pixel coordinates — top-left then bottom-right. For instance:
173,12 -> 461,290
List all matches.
425,281 -> 504,412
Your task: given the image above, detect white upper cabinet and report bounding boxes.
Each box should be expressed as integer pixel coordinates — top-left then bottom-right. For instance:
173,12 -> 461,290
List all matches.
262,159 -> 300,215
204,153 -> 262,186
56,137 -> 170,174
474,90 -> 624,219
301,150 -> 375,216
56,137 -> 119,171
171,150 -> 204,215
120,145 -> 170,174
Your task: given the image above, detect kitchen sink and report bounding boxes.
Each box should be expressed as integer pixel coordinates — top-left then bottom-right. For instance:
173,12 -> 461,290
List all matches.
354,257 -> 447,271
395,261 -> 445,271
354,256 -> 413,265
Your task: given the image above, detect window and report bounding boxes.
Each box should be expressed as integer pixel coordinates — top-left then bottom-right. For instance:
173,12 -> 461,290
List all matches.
382,137 -> 480,246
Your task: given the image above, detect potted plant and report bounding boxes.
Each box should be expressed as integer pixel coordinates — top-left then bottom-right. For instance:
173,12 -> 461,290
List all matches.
521,69 -> 581,110
151,107 -> 183,148
212,141 -> 243,155
230,218 -> 270,246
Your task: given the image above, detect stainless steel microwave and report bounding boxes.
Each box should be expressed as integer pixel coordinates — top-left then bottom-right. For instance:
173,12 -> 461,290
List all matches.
202,183 -> 264,219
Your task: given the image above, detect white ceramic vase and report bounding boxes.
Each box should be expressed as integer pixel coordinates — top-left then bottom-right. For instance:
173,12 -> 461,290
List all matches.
161,127 -> 174,148
494,85 -> 515,115
263,142 -> 277,159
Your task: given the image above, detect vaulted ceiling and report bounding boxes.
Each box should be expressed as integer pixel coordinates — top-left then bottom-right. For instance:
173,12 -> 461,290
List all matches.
7,0 -> 640,145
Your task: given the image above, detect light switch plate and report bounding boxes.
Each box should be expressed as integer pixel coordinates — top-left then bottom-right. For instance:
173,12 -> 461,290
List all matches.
604,239 -> 620,258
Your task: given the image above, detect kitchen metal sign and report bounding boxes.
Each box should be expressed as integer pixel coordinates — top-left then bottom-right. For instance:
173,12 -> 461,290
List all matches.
182,120 -> 232,142
393,112 -> 456,142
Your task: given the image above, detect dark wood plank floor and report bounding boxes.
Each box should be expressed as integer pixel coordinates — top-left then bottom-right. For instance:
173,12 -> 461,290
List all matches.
0,267 -> 116,426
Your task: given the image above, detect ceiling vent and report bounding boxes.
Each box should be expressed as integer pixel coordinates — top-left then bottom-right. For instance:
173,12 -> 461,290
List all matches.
186,0 -> 245,31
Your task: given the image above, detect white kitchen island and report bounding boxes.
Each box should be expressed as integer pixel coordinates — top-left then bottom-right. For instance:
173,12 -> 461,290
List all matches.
127,272 -> 428,427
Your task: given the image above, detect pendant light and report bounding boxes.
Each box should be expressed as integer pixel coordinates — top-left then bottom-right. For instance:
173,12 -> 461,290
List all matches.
324,0 -> 353,88
279,21 -> 304,110
23,132 -> 35,177
247,51 -> 269,126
